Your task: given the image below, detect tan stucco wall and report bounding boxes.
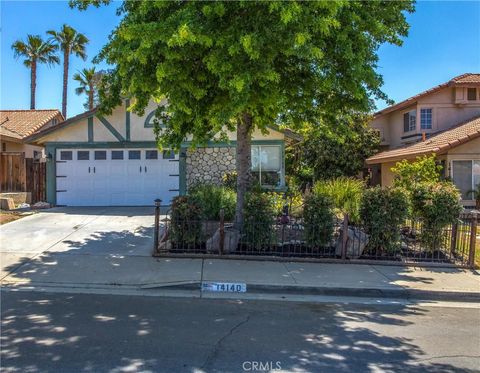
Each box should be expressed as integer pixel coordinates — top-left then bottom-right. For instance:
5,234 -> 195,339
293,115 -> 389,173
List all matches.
2,140 -> 44,158
37,100 -> 285,144
371,86 -> 480,150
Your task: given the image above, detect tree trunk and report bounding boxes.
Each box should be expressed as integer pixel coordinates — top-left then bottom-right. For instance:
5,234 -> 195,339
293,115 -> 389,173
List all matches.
30,61 -> 37,110
62,51 -> 69,118
234,112 -> 253,229
88,83 -> 94,110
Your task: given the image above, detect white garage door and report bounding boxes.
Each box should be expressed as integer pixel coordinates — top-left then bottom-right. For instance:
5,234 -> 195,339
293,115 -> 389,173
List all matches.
56,148 -> 179,206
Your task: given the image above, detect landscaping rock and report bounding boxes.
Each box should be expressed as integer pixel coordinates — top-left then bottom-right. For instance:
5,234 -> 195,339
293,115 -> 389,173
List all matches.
0,198 -> 15,211
335,226 -> 369,259
206,225 -> 240,254
157,239 -> 172,252
31,201 -> 51,209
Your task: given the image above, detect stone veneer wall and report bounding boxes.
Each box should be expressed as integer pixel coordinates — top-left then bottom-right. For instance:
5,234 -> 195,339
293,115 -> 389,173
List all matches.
186,147 -> 236,188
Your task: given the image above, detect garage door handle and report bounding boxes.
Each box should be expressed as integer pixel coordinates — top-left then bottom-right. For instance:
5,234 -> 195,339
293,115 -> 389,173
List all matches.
94,167 -> 96,173
144,166 -> 147,173
139,166 -> 142,173
88,167 -> 90,173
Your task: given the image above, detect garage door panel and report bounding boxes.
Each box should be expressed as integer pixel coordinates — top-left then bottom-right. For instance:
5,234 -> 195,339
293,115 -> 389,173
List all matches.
56,148 -> 180,206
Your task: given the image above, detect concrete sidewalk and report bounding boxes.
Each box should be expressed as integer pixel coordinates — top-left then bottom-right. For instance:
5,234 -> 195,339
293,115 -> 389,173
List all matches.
1,254 -> 479,301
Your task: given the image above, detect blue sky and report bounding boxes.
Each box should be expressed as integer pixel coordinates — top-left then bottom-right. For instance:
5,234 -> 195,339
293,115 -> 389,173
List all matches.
1,1 -> 479,118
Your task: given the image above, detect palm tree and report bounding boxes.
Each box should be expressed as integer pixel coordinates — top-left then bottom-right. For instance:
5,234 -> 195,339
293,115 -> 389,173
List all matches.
11,35 -> 59,109
73,67 -> 100,110
48,24 -> 89,118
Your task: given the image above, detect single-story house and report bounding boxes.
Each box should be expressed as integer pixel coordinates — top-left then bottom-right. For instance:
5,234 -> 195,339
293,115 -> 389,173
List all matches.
26,100 -> 297,207
366,115 -> 480,207
0,110 -> 64,159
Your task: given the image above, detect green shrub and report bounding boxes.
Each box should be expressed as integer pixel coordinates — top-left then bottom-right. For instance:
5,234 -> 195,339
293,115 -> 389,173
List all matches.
242,191 -> 275,249
189,183 -> 236,221
411,182 -> 462,251
391,155 -> 442,195
222,171 -> 237,191
170,196 -> 204,245
313,177 -> 364,223
303,193 -> 335,247
360,187 -> 408,253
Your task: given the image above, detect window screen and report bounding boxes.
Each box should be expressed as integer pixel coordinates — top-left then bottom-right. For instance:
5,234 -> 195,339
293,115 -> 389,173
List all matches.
452,161 -> 472,200
128,150 -> 141,160
403,110 -> 416,132
467,88 -> 477,101
146,150 -> 158,159
94,151 -> 107,160
60,151 -> 72,160
77,151 -> 89,160
111,150 -> 124,160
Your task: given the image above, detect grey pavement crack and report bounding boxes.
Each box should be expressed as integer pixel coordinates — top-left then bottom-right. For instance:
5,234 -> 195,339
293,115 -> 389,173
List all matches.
201,314 -> 251,370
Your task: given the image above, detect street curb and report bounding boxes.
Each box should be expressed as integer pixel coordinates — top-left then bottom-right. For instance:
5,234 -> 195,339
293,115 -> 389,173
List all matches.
157,282 -> 480,302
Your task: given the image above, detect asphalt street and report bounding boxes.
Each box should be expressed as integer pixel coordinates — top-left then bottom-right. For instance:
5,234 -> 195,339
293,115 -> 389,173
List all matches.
1,291 -> 479,372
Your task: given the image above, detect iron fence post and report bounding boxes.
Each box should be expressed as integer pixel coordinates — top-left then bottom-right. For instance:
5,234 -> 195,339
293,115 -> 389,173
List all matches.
219,208 -> 225,255
341,213 -> 349,260
450,221 -> 458,256
153,199 -> 162,253
468,211 -> 478,268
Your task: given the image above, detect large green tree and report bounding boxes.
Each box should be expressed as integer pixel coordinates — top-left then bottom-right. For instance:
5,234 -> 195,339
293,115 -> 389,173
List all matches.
48,24 -> 89,118
11,35 -> 59,109
72,0 -> 414,226
288,114 -> 380,188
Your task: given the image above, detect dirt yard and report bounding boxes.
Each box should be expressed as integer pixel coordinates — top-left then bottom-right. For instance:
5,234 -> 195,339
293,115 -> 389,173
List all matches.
0,212 -> 26,225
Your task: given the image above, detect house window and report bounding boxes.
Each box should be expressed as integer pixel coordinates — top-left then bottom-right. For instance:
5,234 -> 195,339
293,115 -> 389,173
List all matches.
52,118 -> 58,126
146,150 -> 158,160
403,110 -> 416,132
94,151 -> 107,160
467,88 -> 477,101
420,108 -> 432,129
162,150 -> 175,159
128,150 -> 141,160
77,151 -> 89,160
2,142 -> 6,152
452,160 -> 480,200
111,150 -> 124,160
251,145 -> 282,188
60,151 -> 72,160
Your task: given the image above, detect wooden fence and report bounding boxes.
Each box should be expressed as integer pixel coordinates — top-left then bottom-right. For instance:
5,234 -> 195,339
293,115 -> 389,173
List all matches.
0,152 -> 46,203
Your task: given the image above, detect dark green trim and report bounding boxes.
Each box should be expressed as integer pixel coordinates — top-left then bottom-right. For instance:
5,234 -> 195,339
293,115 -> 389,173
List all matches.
87,117 -> 94,143
179,148 -> 187,195
97,115 -> 125,142
125,99 -> 131,141
44,141 -> 158,148
181,139 -> 284,148
144,111 -> 155,128
45,145 -> 57,205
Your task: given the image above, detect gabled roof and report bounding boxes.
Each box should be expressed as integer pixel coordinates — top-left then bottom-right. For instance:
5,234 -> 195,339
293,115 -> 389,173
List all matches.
366,115 -> 480,164
375,73 -> 480,118
0,109 -> 64,140
25,108 -> 97,143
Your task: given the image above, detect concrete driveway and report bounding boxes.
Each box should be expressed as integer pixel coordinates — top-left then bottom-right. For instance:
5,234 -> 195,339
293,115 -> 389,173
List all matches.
0,207 -> 161,281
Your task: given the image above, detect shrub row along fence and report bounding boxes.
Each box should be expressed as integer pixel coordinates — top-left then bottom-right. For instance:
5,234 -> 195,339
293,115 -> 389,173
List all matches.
154,209 -> 478,267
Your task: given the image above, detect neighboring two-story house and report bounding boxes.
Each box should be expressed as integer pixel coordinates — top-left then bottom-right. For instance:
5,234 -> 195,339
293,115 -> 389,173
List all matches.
366,73 -> 480,207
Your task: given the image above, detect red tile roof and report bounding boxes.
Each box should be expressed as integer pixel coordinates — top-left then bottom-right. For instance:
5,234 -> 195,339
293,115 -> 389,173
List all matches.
0,110 -> 64,140
375,73 -> 480,117
366,115 -> 480,164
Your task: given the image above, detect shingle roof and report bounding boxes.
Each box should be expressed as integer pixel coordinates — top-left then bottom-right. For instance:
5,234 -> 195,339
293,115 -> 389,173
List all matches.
366,115 -> 480,164
0,110 -> 64,139
375,73 -> 480,117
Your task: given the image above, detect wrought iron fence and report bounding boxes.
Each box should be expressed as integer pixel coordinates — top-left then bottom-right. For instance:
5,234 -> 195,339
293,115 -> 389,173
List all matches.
155,210 -> 478,267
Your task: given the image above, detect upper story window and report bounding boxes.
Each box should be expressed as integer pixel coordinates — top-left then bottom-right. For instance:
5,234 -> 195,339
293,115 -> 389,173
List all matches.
403,110 -> 416,132
52,118 -> 58,126
420,108 -> 432,130
467,88 -> 477,101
